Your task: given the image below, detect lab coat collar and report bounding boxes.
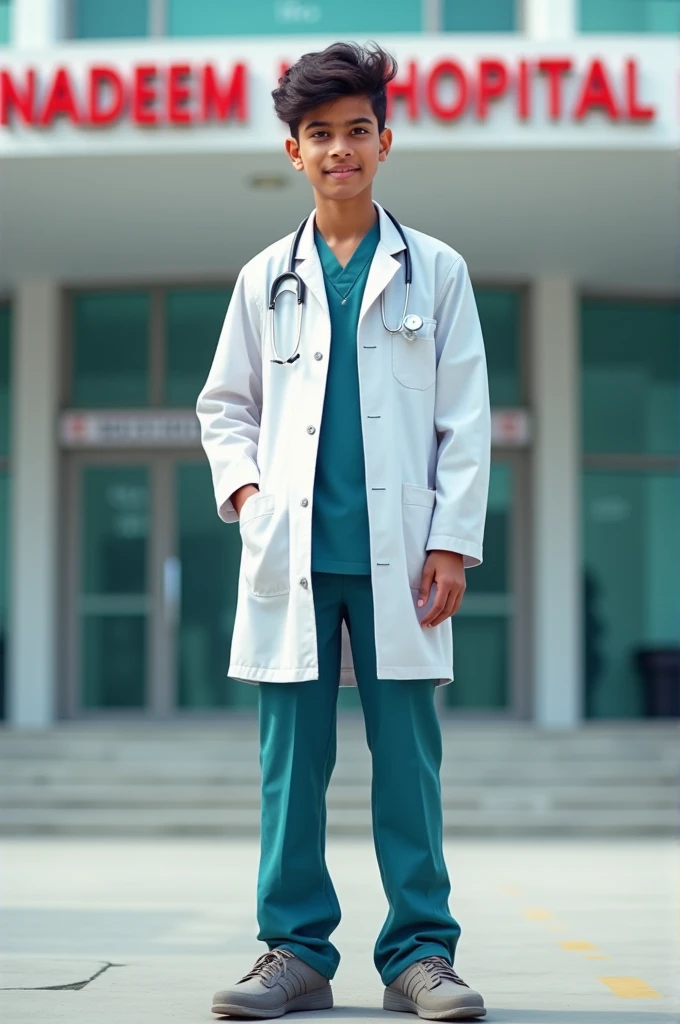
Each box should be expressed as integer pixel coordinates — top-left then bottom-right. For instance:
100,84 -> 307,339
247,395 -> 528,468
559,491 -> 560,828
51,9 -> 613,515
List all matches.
293,201 -> 406,261
294,201 -> 405,318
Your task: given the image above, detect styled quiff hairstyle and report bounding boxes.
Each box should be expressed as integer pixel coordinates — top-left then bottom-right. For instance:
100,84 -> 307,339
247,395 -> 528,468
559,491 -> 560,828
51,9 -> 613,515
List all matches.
272,41 -> 398,140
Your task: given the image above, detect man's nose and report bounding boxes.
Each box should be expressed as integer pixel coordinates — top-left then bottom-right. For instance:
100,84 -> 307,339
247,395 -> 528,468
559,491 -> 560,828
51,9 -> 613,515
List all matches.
328,136 -> 354,158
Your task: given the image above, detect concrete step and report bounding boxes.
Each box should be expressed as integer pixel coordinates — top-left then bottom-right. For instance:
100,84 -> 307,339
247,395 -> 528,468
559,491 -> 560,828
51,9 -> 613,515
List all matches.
2,732 -> 677,752
0,804 -> 675,836
3,741 -> 677,761
2,759 -> 677,785
1,722 -> 677,836
0,781 -> 676,809
1,721 -> 677,754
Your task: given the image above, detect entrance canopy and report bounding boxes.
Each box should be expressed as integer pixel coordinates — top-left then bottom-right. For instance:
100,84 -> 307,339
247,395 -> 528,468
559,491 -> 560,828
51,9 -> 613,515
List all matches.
0,146 -> 675,292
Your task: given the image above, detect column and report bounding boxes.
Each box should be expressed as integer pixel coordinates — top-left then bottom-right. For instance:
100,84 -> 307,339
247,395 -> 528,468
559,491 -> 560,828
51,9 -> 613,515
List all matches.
12,0 -> 64,47
422,0 -> 441,32
530,278 -> 582,729
8,281 -> 60,728
523,0 -> 577,38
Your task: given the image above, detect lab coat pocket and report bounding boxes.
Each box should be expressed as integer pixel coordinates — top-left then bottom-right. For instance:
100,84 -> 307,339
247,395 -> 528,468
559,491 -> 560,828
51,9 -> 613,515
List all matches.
239,492 -> 290,597
402,483 -> 436,590
391,317 -> 437,391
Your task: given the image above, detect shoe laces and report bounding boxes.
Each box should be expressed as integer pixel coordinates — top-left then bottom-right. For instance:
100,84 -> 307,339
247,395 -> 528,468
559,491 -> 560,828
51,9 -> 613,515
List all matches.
237,948 -> 294,985
419,956 -> 469,989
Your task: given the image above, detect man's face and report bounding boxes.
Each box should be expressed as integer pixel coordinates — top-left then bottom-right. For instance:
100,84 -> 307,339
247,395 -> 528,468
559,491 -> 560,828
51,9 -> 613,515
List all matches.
285,95 -> 392,200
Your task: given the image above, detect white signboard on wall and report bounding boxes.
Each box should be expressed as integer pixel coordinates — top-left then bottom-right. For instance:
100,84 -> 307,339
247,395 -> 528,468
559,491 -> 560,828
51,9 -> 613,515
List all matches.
60,410 -> 201,447
491,408 -> 531,447
1,37 -> 677,156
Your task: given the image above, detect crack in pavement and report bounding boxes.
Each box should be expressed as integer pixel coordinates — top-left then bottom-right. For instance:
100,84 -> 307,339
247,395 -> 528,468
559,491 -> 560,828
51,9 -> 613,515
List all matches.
1,961 -> 126,991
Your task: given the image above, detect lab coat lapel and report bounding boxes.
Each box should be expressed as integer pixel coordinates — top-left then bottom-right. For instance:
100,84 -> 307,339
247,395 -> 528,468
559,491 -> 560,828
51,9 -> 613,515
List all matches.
293,209 -> 329,318
359,243 -> 401,326
296,250 -> 329,319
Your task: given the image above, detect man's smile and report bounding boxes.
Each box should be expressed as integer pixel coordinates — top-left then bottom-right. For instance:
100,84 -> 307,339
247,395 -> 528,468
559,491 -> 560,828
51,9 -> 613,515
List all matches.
325,165 -> 361,179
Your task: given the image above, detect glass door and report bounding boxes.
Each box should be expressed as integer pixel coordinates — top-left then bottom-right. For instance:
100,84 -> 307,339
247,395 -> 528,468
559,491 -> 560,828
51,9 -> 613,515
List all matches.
66,453 -> 253,715
443,456 -> 529,715
174,460 -> 256,709
69,461 -> 152,710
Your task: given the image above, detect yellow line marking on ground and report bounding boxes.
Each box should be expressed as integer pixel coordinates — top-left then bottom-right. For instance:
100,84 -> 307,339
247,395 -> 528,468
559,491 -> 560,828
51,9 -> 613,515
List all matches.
560,941 -> 599,951
501,885 -> 522,894
599,977 -> 663,999
524,908 -> 554,920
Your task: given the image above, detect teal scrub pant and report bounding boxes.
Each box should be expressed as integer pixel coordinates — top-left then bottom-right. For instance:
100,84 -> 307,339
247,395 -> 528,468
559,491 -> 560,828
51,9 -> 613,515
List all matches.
256,572 -> 461,987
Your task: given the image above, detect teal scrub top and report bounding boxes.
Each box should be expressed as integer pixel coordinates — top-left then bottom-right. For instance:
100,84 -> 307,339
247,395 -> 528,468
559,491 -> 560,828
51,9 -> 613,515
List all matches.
311,221 -> 381,575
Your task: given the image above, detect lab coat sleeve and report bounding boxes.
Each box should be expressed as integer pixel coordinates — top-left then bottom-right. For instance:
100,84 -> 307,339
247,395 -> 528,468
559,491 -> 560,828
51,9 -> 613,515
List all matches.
425,257 -> 491,568
196,269 -> 263,524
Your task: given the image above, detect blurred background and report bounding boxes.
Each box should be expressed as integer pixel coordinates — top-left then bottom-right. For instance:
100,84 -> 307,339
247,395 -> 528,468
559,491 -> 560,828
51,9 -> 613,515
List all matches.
0,1 -> 678,836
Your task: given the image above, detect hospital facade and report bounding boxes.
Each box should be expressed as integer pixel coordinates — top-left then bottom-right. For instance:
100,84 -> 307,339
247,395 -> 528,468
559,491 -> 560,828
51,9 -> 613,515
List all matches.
0,0 -> 678,729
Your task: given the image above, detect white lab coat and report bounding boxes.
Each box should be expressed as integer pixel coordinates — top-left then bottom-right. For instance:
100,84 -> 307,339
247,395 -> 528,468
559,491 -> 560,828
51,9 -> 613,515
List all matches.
196,203 -> 490,686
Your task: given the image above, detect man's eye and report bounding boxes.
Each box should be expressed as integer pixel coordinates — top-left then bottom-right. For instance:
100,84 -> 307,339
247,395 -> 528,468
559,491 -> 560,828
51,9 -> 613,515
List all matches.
312,131 -> 329,138
352,128 -> 369,134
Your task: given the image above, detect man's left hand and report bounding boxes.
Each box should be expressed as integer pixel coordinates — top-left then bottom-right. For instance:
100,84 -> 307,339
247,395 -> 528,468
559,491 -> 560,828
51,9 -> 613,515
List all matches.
417,550 -> 466,627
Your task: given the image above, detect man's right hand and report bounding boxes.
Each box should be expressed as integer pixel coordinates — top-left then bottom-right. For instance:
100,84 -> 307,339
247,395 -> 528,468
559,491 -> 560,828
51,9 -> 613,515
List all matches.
231,484 -> 259,517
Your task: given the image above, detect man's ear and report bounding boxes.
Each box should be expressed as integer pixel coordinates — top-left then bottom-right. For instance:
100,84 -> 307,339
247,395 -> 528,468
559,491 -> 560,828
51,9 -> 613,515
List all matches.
285,136 -> 305,171
378,127 -> 393,164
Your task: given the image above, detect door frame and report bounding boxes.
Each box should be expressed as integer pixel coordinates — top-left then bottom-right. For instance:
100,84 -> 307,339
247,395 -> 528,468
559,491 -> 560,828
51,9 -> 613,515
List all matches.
61,448 -> 207,720
505,448 -> 532,720
437,448 -> 532,720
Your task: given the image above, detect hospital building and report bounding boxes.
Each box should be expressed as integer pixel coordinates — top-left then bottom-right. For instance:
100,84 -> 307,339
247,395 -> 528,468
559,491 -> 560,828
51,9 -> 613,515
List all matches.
0,0 -> 677,730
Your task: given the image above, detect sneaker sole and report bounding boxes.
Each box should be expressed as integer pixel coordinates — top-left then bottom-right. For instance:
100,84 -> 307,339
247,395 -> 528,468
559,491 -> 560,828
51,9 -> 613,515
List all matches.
212,984 -> 333,1019
384,987 -> 486,1021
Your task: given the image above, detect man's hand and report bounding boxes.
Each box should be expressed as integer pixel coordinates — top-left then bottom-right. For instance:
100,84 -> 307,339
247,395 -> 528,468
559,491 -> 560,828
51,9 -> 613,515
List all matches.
232,484 -> 259,517
418,550 -> 466,627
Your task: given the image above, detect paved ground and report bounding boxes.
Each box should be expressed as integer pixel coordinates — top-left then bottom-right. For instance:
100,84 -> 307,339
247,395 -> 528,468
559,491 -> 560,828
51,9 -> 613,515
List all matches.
1,837 -> 677,1023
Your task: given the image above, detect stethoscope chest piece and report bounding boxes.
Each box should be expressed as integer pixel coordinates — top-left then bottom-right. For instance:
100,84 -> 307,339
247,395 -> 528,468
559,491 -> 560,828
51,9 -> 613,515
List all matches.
402,314 -> 424,341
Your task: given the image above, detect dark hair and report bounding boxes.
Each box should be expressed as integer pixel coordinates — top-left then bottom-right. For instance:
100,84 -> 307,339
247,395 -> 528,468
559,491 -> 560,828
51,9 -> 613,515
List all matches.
272,41 -> 398,139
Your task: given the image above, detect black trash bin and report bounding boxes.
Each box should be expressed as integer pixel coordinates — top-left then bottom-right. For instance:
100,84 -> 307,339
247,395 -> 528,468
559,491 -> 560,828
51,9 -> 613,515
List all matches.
635,648 -> 680,718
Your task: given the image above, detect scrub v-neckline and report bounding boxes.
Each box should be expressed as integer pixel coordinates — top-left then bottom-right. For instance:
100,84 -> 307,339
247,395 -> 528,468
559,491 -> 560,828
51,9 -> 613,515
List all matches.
315,223 -> 380,305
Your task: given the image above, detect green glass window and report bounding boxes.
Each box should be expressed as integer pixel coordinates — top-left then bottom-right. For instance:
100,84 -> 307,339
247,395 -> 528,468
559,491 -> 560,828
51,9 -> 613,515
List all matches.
476,289 -> 522,406
443,0 -> 516,31
580,0 -> 679,33
167,0 -> 421,36
583,471 -> 680,718
0,1 -> 11,45
0,307 -> 10,457
582,299 -> 680,455
72,0 -> 149,38
165,288 -> 232,406
71,292 -> 150,407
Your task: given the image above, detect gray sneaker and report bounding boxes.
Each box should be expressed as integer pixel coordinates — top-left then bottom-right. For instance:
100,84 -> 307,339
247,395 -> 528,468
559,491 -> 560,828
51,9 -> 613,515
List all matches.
384,955 -> 486,1020
211,947 -> 333,1019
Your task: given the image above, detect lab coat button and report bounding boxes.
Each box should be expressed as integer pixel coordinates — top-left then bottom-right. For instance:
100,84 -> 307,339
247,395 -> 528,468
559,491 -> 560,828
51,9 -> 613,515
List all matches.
307,425 -> 316,435
300,498 -> 309,507
314,352 -> 323,361
300,577 -> 308,588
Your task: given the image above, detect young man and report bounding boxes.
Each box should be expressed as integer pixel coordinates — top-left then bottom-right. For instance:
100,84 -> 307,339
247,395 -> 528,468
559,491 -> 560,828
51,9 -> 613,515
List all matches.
197,42 -> 490,1021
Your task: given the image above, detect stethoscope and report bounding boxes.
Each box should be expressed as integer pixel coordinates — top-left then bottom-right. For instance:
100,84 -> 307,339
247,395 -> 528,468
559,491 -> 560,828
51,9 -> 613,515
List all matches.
268,207 -> 424,365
